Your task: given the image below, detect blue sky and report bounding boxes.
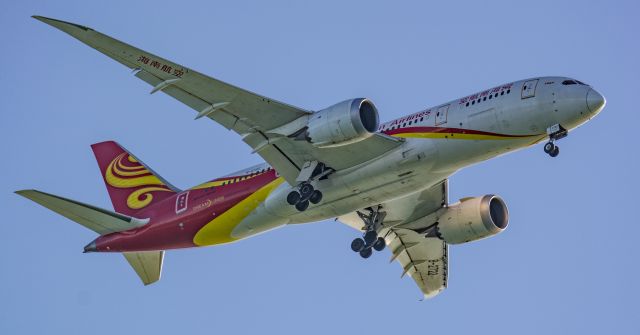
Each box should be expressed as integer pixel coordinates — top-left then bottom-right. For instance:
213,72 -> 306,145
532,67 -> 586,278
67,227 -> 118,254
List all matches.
1,1 -> 638,334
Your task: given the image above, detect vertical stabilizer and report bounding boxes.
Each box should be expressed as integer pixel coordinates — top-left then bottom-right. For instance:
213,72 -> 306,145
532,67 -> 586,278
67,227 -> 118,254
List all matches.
91,141 -> 179,216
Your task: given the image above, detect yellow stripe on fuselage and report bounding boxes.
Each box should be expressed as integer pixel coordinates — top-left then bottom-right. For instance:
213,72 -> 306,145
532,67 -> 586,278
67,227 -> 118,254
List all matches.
193,177 -> 285,246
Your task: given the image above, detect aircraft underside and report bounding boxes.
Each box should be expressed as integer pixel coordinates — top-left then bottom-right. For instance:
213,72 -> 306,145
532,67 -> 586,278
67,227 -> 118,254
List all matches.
17,15 -> 606,298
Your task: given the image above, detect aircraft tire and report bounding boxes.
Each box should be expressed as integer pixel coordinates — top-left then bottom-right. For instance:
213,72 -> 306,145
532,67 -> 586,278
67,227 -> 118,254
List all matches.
299,183 -> 314,198
373,237 -> 386,251
309,190 -> 323,204
550,146 -> 560,157
544,142 -> 555,154
359,248 -> 373,259
295,200 -> 309,211
287,191 -> 301,205
351,238 -> 365,252
364,231 -> 377,245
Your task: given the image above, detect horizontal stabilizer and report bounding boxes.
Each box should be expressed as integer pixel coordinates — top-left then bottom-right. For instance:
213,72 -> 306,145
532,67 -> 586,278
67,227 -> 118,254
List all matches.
123,251 -> 164,285
15,189 -> 148,235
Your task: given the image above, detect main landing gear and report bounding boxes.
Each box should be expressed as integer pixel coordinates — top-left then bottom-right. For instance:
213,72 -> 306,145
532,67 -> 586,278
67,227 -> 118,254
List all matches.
287,182 -> 323,211
287,161 -> 333,212
544,124 -> 567,158
350,206 -> 387,259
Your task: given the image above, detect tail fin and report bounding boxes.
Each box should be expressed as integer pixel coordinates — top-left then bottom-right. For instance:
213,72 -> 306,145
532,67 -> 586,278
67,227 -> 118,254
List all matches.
91,141 -> 179,216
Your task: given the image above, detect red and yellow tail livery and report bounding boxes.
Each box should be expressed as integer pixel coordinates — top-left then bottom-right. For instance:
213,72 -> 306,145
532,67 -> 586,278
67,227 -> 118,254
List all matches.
92,141 -> 177,215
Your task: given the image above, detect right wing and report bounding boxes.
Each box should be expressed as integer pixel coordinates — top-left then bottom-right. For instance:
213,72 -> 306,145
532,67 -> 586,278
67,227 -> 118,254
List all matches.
385,228 -> 448,299
34,16 -> 403,185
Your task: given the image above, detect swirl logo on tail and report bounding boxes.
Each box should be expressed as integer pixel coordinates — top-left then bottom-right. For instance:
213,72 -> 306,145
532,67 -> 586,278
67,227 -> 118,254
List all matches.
105,153 -> 172,209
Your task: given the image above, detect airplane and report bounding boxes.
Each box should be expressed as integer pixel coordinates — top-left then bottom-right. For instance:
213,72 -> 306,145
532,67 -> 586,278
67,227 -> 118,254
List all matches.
16,16 -> 606,298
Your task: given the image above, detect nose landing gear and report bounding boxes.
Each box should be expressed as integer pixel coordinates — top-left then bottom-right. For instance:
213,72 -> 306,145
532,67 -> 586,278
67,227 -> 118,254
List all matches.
350,206 -> 387,259
543,141 -> 560,157
544,124 -> 567,158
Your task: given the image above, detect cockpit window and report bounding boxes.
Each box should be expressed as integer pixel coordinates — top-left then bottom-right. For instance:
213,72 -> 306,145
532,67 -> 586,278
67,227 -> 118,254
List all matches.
562,79 -> 588,86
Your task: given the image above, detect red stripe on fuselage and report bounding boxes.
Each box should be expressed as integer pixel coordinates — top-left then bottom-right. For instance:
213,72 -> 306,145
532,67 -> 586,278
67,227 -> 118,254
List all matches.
384,126 -> 534,138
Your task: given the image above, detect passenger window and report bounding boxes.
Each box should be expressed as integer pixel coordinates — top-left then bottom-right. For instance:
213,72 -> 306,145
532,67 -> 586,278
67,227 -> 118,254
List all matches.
466,102 -> 469,106
507,89 -> 511,94
483,97 -> 487,101
472,100 -> 475,105
488,95 -> 492,99
501,91 -> 504,96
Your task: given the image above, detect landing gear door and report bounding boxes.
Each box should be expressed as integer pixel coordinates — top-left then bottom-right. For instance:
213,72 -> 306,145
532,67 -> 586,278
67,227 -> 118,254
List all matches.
521,79 -> 539,99
435,105 -> 449,126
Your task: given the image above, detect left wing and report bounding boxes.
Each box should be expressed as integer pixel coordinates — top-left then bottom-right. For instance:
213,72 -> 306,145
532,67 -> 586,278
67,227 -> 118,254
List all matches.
338,180 -> 449,298
33,16 -> 403,184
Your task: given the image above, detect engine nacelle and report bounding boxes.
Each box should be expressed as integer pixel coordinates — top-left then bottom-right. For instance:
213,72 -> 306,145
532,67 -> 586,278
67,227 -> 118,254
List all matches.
306,98 -> 379,147
437,195 -> 509,244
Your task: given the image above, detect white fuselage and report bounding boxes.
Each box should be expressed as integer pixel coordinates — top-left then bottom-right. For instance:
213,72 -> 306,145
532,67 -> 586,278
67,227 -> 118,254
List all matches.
230,76 -> 604,239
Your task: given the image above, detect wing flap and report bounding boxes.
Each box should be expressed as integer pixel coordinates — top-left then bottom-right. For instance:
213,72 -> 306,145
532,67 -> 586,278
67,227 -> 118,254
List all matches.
15,189 -> 146,235
123,251 -> 164,285
385,228 -> 448,298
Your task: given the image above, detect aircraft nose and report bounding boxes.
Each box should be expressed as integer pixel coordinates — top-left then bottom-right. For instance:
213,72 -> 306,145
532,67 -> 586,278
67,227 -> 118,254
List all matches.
586,88 -> 606,114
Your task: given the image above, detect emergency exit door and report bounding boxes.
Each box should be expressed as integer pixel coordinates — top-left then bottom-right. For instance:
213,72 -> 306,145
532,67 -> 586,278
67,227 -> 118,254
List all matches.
435,105 -> 449,126
521,79 -> 539,99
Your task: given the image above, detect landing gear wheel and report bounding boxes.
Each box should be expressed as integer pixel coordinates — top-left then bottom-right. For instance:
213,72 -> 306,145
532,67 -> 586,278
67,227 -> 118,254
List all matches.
286,191 -> 301,205
351,238 -> 365,252
295,200 -> 309,211
359,248 -> 373,259
543,142 -> 555,154
299,183 -> 314,198
309,190 -> 323,204
364,231 -> 378,245
550,146 -> 560,157
373,237 -> 386,251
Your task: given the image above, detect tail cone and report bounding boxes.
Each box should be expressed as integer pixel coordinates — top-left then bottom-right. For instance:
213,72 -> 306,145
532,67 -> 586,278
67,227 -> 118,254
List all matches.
83,241 -> 97,253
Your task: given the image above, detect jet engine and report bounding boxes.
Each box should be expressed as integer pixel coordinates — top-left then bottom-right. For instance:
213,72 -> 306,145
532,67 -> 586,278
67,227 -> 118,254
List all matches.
436,195 -> 509,244
306,98 -> 379,147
